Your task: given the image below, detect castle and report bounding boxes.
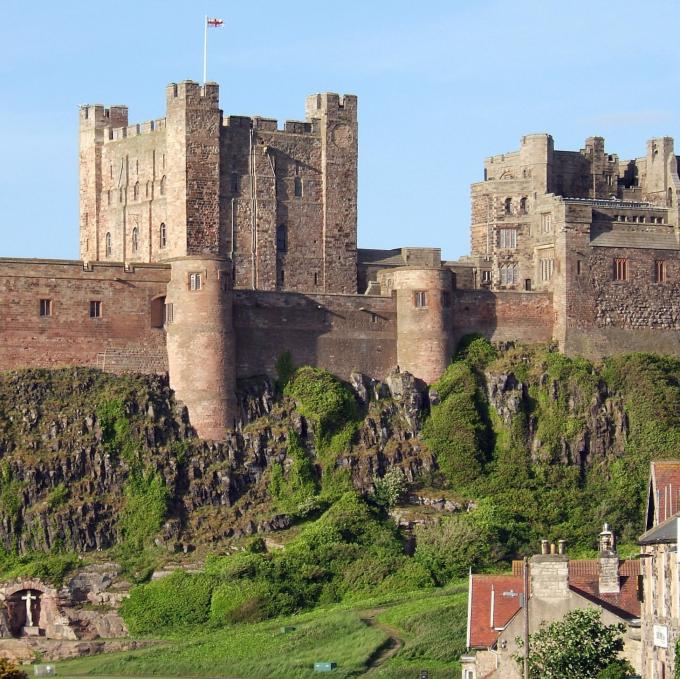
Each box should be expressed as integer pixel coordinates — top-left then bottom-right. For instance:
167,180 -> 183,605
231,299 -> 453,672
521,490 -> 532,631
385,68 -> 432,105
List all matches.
3,79 -> 680,439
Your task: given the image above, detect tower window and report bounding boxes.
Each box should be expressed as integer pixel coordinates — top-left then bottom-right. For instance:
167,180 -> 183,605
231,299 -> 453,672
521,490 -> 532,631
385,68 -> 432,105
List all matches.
131,227 -> 138,253
276,224 -> 288,252
107,190 -> 111,206
541,213 -> 552,233
39,299 -> 52,317
294,176 -> 303,198
189,273 -> 202,291
519,196 -> 528,214
160,223 -> 167,249
613,258 -> 628,282
279,269 -> 285,285
146,180 -> 151,198
481,270 -> 492,284
160,175 -> 167,196
119,188 -> 124,203
504,197 -> 513,215
165,303 -> 174,324
133,181 -> 140,201
89,300 -> 102,318
414,291 -> 427,308
314,272 -> 319,286
230,172 -> 239,193
105,232 -> 112,257
655,260 -> 667,283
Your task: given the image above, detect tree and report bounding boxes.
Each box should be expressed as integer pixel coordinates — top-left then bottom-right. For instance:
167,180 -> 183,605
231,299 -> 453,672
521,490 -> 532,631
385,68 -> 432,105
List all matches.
516,608 -> 629,679
0,657 -> 28,679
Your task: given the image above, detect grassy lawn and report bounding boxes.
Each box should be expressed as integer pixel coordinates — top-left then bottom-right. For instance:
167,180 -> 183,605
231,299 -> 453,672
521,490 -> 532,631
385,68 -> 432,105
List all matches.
56,583 -> 468,679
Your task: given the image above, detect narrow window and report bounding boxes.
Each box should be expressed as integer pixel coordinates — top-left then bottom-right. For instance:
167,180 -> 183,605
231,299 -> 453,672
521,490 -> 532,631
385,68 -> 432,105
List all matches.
279,268 -> 285,285
89,300 -> 102,318
294,176 -> 303,198
131,227 -> 138,253
230,172 -> 239,193
540,258 -> 554,282
656,260 -> 667,283
613,258 -> 628,281
541,213 -> 552,233
576,260 -> 582,275
107,190 -> 111,206
160,223 -> 167,249
133,181 -> 140,201
105,232 -> 112,257
276,224 -> 288,252
119,188 -> 124,203
481,270 -> 492,284
668,187 -> 673,207
189,272 -> 202,291
504,197 -> 512,215
519,196 -> 527,214
165,303 -> 174,325
524,279 -> 532,291
314,272 -> 319,286
39,299 -> 52,317
371,313 -> 378,323
146,180 -> 151,198
160,175 -> 167,196
414,291 -> 427,308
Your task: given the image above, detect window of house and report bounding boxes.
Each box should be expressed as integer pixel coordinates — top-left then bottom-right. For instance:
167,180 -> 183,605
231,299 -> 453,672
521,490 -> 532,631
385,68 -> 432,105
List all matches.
160,223 -> 167,249
131,227 -> 138,252
89,300 -> 102,318
276,224 -> 288,252
105,232 -> 112,257
504,197 -> 513,215
294,176 -> 303,198
498,228 -> 517,249
656,260 -> 667,283
540,258 -> 554,282
39,299 -> 52,317
189,272 -> 202,291
500,263 -> 519,286
230,172 -> 239,193
519,196 -> 528,214
160,175 -> 167,196
541,213 -> 552,233
414,291 -> 427,307
613,258 -> 628,281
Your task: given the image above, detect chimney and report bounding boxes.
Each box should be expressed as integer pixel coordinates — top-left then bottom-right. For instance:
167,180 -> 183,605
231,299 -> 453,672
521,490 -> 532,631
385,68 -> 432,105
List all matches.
598,523 -> 620,595
530,538 -> 569,600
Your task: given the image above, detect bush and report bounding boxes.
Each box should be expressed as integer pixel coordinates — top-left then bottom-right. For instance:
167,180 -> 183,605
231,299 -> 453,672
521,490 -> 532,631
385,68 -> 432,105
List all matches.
0,657 -> 27,679
120,571 -> 216,635
374,467 -> 408,508
595,659 -> 636,679
209,579 -> 269,625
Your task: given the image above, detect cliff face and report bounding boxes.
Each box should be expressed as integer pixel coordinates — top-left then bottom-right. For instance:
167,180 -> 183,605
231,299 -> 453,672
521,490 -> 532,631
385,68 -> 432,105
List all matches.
0,368 -> 432,554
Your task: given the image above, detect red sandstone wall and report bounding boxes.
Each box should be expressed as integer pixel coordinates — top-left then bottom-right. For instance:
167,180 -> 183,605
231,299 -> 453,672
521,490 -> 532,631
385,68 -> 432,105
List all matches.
451,289 -> 554,348
233,291 -> 396,380
0,259 -> 170,373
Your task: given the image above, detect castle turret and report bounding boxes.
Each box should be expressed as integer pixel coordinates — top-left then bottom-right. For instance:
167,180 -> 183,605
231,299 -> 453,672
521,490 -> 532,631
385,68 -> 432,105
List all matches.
387,267 -> 453,384
305,93 -> 358,293
165,81 -> 222,259
165,256 -> 236,440
518,133 -> 554,195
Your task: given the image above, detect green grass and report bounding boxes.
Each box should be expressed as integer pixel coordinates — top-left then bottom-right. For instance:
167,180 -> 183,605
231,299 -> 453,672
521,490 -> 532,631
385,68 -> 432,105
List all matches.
56,585 -> 468,679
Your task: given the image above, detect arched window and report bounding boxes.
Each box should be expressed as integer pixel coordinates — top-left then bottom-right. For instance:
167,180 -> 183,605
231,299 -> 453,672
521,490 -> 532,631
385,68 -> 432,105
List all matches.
668,187 -> 673,207
133,182 -> 140,201
160,176 -> 166,196
276,224 -> 288,252
504,197 -> 513,215
159,223 -> 167,249
131,227 -> 138,252
105,232 -> 112,258
519,196 -> 527,214
294,176 -> 303,198
230,172 -> 239,193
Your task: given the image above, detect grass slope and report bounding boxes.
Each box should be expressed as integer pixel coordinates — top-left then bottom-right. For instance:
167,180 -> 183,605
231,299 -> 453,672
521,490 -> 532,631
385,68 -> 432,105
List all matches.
57,584 -> 467,679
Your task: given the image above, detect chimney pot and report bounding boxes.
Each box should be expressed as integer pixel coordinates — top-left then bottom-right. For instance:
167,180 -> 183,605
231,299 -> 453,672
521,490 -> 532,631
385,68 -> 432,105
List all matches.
558,539 -> 566,555
541,539 -> 549,555
550,543 -> 556,555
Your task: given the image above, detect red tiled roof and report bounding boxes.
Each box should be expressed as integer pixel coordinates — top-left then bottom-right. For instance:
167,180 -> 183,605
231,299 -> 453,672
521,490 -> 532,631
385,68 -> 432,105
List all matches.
649,461 -> 680,527
472,560 -> 640,649
468,574 -> 524,648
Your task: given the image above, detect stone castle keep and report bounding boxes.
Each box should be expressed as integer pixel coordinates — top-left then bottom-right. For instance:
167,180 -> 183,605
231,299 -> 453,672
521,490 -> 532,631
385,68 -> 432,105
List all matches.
3,79 -> 680,438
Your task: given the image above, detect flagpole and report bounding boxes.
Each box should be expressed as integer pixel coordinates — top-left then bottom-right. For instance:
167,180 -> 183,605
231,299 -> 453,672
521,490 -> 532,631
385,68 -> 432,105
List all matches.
203,14 -> 208,84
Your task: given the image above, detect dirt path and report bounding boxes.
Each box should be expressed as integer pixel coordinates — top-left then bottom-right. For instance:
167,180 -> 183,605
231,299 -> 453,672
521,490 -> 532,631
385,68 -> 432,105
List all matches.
358,608 -> 405,676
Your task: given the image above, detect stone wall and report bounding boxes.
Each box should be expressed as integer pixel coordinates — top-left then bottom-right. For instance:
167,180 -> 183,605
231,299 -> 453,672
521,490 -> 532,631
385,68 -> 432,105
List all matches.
233,290 -> 397,381
0,259 -> 170,374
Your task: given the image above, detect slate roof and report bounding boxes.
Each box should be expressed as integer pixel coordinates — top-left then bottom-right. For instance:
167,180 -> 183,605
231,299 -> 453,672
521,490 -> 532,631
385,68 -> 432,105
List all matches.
590,230 -> 680,250
639,513 -> 679,545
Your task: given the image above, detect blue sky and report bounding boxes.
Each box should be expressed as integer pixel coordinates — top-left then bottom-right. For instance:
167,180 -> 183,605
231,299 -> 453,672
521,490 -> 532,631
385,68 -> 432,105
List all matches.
2,0 -> 680,260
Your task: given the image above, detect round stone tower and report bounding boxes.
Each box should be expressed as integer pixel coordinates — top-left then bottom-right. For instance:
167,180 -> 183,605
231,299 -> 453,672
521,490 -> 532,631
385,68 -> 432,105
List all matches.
165,256 -> 236,440
390,268 -> 453,384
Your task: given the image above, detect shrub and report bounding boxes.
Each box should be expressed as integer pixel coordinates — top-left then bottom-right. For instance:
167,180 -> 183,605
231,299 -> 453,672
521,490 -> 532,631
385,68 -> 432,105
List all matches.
275,351 -> 296,391
0,657 -> 27,679
374,467 -> 408,508
120,570 -> 216,635
209,579 -> 269,625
